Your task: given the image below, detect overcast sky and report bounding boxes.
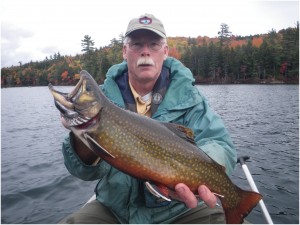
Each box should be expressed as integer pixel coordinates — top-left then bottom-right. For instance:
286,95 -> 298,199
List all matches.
1,0 -> 299,68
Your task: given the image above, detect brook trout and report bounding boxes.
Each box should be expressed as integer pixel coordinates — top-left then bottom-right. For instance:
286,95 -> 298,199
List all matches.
49,70 -> 262,223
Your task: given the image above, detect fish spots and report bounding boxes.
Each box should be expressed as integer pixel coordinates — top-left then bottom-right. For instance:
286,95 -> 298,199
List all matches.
87,101 -> 246,211
53,75 -> 261,223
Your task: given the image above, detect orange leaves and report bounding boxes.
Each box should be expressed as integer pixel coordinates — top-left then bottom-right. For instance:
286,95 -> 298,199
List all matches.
230,39 -> 247,48
168,36 -> 265,49
169,35 -> 264,50
252,37 -> 263,47
168,47 -> 181,59
61,70 -> 68,80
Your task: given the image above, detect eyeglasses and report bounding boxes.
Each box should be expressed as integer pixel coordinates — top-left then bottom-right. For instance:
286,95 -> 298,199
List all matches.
128,41 -> 165,52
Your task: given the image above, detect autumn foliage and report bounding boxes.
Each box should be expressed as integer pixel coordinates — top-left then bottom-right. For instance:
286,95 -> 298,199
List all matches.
168,47 -> 181,59
61,70 -> 68,80
252,36 -> 264,48
1,24 -> 299,87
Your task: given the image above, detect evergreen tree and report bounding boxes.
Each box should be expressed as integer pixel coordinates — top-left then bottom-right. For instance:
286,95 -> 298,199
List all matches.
1,27 -> 298,87
81,35 -> 95,53
81,35 -> 96,74
107,35 -> 124,64
218,23 -> 232,48
208,42 -> 218,80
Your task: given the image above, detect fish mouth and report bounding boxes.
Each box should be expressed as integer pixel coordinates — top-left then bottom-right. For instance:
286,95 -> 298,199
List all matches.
49,71 -> 101,128
71,113 -> 100,130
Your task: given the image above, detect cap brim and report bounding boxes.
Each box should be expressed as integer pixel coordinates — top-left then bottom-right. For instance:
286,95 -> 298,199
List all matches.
125,27 -> 166,38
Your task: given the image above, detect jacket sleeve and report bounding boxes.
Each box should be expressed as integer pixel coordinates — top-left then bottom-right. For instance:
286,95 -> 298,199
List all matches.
62,132 -> 112,181
184,92 -> 237,175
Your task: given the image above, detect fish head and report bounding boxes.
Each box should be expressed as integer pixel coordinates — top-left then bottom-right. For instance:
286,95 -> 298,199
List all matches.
49,70 -> 102,129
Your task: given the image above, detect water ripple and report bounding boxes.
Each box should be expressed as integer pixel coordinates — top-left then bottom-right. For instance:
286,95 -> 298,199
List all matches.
1,85 -> 299,224
199,84 -> 299,224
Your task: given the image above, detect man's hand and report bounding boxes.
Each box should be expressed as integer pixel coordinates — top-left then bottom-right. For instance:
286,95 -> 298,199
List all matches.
61,116 -> 101,165
173,183 -> 217,208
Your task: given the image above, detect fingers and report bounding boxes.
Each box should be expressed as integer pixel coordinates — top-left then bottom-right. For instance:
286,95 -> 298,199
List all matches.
174,183 -> 217,209
198,185 -> 217,208
175,183 -> 198,208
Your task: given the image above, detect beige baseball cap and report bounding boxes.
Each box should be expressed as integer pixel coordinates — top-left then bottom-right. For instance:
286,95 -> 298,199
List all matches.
125,13 -> 166,38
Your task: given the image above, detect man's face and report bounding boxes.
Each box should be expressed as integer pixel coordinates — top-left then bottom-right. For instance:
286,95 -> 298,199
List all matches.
123,30 -> 169,84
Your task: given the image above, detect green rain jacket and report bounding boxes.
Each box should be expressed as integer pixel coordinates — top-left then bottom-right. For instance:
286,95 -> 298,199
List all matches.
62,57 -> 237,223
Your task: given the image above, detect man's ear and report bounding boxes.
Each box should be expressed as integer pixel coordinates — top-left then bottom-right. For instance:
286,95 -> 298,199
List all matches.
164,45 -> 169,60
123,45 -> 127,60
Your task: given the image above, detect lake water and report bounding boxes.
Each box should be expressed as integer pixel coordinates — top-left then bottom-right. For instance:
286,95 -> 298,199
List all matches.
1,85 -> 299,224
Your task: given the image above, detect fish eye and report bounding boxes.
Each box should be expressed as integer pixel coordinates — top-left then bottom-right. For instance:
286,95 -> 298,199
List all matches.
85,83 -> 92,92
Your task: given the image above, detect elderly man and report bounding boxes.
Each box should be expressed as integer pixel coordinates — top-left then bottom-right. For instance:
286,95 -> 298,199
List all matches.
59,13 -> 236,224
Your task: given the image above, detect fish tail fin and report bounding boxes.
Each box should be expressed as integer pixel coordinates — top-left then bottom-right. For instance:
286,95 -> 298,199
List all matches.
220,187 -> 262,224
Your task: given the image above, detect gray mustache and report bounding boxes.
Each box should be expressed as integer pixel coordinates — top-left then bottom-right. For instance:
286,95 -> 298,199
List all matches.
137,57 -> 155,66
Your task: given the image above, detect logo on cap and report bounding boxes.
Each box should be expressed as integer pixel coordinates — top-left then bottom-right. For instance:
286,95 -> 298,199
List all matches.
139,16 -> 152,25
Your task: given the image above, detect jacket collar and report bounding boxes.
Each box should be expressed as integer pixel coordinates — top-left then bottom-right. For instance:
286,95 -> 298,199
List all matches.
113,67 -> 170,116
102,57 -> 202,114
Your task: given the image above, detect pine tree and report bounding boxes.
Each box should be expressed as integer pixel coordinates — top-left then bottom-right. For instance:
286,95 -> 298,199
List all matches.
81,35 -> 95,53
218,23 -> 232,48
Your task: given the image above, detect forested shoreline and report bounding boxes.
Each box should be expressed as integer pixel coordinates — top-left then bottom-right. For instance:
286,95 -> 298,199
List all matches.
1,23 -> 299,87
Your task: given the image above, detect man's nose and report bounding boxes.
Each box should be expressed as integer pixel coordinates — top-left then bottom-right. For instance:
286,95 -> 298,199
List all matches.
140,43 -> 151,56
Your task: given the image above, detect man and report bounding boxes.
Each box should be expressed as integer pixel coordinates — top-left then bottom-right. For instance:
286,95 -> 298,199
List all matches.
59,13 -> 236,223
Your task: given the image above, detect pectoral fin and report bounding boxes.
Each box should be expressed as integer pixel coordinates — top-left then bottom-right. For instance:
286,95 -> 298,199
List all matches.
84,133 -> 116,158
145,181 -> 171,202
